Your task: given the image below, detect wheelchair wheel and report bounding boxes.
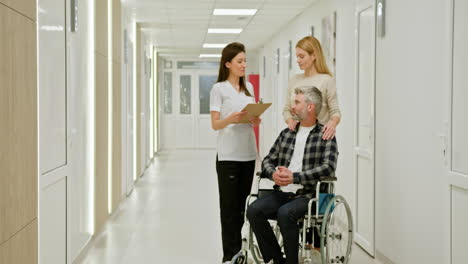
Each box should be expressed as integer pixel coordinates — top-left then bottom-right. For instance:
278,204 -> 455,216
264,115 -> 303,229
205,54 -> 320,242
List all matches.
249,221 -> 283,264
249,227 -> 264,264
231,252 -> 247,264
250,244 -> 263,264
320,195 -> 353,264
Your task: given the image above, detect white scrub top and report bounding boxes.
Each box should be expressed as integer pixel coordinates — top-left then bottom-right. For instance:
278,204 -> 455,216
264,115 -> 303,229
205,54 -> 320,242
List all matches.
210,80 -> 257,161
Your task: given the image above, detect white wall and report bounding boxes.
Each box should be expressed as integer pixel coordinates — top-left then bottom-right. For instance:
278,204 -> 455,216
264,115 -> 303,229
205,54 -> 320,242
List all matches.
256,0 -> 451,263
246,50 -> 260,76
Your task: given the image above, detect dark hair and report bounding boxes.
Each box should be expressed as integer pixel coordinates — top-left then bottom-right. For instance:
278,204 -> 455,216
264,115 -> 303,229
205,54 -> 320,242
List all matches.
217,42 -> 252,96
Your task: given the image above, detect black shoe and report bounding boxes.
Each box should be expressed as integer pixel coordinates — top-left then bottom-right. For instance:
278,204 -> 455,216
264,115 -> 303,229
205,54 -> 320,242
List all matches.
274,257 -> 286,264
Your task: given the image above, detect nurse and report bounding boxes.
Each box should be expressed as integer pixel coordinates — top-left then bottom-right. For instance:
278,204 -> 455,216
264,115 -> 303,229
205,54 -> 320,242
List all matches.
210,42 -> 261,263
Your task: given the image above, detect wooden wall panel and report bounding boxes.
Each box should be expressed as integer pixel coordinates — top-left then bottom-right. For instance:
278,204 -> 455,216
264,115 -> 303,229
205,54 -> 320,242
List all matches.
0,0 -> 36,20
136,26 -> 142,177
94,53 -> 109,232
0,220 -> 37,264
95,0 -> 108,56
110,0 -> 122,212
0,4 -> 37,245
112,61 -> 122,211
112,0 -> 122,63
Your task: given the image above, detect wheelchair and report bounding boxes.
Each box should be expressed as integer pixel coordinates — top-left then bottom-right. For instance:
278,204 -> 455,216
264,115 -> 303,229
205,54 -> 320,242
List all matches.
231,173 -> 353,264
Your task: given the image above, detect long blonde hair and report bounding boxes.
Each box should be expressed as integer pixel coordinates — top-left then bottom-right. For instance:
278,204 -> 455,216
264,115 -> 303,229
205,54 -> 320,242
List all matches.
296,36 -> 332,76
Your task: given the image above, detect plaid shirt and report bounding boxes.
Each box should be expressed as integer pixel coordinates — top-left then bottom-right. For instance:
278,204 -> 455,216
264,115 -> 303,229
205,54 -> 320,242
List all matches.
261,122 -> 338,194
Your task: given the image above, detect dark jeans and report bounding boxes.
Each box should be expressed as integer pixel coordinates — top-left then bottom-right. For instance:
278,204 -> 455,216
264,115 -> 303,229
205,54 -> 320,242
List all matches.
216,157 -> 255,262
247,190 -> 310,264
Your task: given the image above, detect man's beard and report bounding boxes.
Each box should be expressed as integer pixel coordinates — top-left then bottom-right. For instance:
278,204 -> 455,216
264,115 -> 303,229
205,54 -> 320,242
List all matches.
292,114 -> 301,121
292,108 -> 308,121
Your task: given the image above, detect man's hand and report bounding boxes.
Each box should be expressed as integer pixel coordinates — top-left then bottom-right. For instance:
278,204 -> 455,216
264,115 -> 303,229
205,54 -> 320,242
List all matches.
272,166 -> 294,186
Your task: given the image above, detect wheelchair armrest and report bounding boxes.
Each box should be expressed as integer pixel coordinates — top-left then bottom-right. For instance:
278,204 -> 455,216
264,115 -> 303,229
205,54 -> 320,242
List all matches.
318,176 -> 337,182
256,171 -> 269,178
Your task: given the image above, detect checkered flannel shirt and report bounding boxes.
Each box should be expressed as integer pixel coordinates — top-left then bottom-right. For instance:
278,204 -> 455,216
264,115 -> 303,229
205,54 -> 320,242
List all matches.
261,122 -> 338,195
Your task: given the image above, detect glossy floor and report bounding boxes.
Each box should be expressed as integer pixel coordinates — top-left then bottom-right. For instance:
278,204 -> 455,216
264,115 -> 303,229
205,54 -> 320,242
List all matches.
76,149 -> 382,264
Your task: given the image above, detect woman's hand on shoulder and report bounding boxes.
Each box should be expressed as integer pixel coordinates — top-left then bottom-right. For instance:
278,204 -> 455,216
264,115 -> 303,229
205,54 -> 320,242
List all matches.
322,119 -> 338,140
286,118 -> 298,131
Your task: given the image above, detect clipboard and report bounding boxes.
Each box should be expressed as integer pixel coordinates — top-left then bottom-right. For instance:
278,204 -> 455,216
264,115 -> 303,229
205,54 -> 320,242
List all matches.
239,103 -> 272,123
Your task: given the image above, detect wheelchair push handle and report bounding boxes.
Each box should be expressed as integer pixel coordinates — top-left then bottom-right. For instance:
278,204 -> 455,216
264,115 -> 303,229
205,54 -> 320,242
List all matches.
318,176 -> 337,182
256,171 -> 269,178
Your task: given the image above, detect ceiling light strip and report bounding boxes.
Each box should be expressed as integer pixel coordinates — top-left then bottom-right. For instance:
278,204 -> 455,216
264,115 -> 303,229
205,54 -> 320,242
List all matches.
200,54 -> 222,58
213,9 -> 257,16
203,44 -> 228,48
208,28 -> 242,34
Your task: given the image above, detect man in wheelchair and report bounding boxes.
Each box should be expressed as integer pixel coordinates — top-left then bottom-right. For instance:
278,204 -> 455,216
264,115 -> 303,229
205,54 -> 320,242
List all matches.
246,86 -> 338,264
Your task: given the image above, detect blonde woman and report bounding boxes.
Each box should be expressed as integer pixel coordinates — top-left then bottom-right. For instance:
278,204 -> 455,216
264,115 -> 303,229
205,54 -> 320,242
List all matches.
283,36 -> 341,140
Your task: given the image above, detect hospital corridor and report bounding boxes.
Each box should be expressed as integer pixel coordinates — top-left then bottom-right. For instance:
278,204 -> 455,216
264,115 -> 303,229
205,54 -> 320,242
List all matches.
73,150 -> 379,264
1,0 -> 468,263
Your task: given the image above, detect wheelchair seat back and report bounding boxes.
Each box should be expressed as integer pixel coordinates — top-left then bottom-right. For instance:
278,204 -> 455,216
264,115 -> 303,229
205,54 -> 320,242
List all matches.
318,193 -> 335,215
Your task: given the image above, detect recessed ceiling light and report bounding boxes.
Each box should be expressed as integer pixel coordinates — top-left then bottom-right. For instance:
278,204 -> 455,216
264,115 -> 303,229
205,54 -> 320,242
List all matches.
208,28 -> 242,34
200,54 -> 222,58
213,9 -> 257,16
203,44 -> 228,48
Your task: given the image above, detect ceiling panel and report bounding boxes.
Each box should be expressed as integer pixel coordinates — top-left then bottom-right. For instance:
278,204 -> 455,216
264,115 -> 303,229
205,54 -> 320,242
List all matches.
126,0 -> 317,55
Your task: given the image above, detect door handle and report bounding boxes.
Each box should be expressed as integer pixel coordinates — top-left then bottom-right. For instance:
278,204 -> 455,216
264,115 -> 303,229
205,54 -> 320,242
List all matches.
71,0 -> 78,32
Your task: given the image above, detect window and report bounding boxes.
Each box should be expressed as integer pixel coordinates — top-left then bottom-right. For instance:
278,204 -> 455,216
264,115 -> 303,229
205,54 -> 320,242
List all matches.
199,75 -> 218,114
163,72 -> 172,113
179,75 -> 191,114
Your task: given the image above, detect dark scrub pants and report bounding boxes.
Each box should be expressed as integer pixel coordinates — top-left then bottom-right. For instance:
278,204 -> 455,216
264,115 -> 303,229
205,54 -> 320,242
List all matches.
216,157 -> 255,262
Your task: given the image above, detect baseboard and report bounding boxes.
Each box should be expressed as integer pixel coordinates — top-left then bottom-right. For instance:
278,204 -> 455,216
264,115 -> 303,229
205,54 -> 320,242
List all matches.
376,250 -> 396,264
72,193 -> 129,263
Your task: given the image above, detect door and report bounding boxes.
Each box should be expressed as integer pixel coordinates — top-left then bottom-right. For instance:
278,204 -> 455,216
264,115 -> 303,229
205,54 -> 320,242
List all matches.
161,69 -> 217,149
161,71 -> 175,149
354,0 -> 376,256
196,73 -> 218,148
38,0 -> 67,262
175,73 -> 195,148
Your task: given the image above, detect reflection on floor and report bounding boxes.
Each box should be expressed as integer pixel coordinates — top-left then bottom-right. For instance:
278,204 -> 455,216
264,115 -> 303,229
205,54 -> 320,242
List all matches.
76,149 -> 382,264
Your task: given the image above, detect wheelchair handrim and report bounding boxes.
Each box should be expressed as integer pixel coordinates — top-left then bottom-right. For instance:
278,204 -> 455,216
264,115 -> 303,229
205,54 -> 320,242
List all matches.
320,195 -> 354,264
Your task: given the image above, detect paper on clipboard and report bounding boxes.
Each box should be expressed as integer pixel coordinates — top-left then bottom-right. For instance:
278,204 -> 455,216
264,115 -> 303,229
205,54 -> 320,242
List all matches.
239,103 -> 272,123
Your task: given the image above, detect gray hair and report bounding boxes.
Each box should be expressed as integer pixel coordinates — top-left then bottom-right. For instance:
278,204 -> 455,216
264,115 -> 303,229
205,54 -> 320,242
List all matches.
294,86 -> 322,115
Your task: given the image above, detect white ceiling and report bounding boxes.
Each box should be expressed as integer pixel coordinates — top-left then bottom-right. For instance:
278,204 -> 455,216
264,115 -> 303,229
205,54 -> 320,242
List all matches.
122,0 -> 317,57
